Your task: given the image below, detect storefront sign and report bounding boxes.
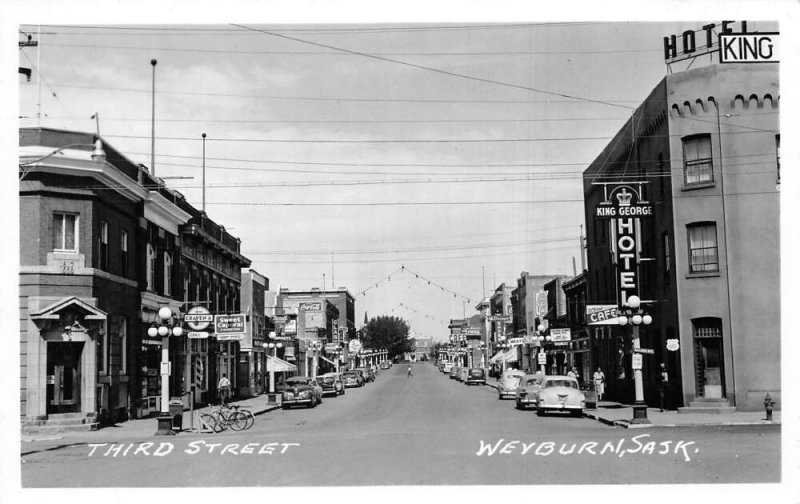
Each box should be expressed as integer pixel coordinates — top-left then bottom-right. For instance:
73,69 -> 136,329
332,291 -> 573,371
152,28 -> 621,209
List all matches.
185,306 -> 212,331
538,352 -> 547,365
594,185 -> 653,220
348,339 -> 362,353
324,343 -> 339,352
465,327 -> 482,336
507,337 -> 524,346
586,305 -> 620,325
299,302 -> 322,312
217,333 -> 244,341
187,331 -> 209,339
720,33 -> 779,63
549,328 -> 572,342
273,315 -> 288,324
488,314 -> 511,322
535,291 -> 548,317
633,348 -> 655,355
214,314 -> 245,334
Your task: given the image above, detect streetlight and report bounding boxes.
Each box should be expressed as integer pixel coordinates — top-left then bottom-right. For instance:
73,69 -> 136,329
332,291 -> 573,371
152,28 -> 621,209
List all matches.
262,340 -> 283,393
618,295 -> 652,424
534,324 -> 547,375
148,306 -> 182,435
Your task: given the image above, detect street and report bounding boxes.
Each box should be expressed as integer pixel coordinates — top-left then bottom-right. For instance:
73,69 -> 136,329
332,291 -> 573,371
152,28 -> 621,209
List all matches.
21,362 -> 780,487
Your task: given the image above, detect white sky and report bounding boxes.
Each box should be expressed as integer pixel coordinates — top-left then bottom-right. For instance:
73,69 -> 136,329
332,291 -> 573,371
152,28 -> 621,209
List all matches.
15,15 -> 785,342
3,1 -> 800,503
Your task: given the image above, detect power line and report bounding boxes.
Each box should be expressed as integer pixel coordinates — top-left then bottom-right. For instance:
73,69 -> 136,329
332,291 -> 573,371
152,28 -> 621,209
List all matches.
48,114 -> 635,124
231,23 -> 635,111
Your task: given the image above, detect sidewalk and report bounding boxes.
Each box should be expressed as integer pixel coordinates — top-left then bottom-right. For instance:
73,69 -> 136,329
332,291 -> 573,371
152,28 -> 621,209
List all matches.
484,380 -> 780,428
584,401 -> 781,428
21,395 -> 282,443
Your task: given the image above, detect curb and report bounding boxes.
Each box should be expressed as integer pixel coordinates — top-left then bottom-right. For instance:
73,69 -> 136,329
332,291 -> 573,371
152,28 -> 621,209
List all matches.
582,410 -> 781,428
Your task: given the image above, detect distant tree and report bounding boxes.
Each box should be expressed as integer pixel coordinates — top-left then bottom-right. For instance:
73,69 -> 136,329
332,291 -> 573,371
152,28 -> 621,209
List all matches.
363,315 -> 414,359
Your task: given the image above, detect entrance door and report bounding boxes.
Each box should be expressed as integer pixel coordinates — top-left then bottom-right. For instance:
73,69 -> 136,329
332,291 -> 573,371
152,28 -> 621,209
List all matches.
694,337 -> 725,399
46,342 -> 84,414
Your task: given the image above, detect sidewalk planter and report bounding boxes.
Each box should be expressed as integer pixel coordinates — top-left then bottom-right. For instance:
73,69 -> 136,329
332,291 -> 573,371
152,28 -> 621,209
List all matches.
267,393 -> 281,405
169,399 -> 184,431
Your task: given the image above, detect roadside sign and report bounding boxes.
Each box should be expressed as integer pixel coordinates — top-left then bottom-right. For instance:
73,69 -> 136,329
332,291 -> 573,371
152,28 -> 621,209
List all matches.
348,339 -> 362,353
586,305 -> 620,325
632,354 -> 643,370
185,306 -> 213,331
538,353 -> 547,365
549,328 -> 572,342
273,315 -> 288,324
488,314 -> 512,322
633,348 -> 655,355
187,331 -> 209,339
214,314 -> 245,341
666,339 -> 680,351
507,337 -> 524,346
325,343 -> 339,352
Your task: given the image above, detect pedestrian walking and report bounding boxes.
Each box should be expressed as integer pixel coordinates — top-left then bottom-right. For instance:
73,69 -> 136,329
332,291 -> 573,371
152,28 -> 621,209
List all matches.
593,367 -> 605,401
407,365 -> 413,377
218,373 -> 231,406
567,367 -> 578,380
659,363 -> 669,412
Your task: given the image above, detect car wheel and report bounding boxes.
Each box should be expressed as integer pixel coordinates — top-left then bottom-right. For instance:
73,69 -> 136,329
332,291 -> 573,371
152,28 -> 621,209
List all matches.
571,409 -> 582,418
536,407 -> 544,416
515,399 -> 523,410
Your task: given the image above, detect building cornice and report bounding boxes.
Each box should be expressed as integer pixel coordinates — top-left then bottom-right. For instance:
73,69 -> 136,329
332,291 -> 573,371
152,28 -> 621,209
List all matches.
144,191 -> 191,236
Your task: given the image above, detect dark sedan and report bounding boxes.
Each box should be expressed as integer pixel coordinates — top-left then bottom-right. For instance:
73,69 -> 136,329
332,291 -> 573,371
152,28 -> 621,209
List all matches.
280,377 -> 323,409
342,371 -> 365,388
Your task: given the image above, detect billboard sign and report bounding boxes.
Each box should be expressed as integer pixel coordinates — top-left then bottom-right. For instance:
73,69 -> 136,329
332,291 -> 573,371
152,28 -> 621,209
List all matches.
185,306 -> 213,331
549,328 -> 572,342
299,302 -> 322,312
214,314 -> 245,335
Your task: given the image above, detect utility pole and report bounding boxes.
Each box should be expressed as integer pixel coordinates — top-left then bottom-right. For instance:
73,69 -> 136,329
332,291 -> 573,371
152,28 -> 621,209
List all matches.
201,133 -> 207,212
150,59 -> 157,176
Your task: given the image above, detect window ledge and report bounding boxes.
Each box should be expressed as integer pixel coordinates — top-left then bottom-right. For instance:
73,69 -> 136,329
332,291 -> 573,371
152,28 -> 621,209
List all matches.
686,271 -> 720,279
681,182 -> 716,192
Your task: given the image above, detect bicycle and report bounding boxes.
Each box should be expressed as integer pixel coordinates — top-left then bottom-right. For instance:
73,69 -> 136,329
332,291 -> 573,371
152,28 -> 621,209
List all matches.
229,404 -> 255,430
200,404 -> 249,432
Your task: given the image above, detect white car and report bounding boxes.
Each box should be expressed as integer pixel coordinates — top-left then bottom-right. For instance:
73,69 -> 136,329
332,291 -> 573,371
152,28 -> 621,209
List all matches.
534,375 -> 586,417
497,369 -> 526,399
442,362 -> 454,373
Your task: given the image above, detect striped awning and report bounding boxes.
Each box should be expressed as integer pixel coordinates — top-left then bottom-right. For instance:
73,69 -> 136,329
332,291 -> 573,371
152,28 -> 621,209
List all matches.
267,355 -> 297,372
489,348 -> 518,363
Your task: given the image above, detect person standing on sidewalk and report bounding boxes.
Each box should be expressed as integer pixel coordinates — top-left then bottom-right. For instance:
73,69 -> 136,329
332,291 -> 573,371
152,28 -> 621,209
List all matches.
218,374 -> 231,406
659,363 -> 669,412
593,367 -> 605,401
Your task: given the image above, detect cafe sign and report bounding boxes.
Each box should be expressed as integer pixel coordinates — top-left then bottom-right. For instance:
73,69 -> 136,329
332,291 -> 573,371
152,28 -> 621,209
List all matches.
586,305 -> 620,325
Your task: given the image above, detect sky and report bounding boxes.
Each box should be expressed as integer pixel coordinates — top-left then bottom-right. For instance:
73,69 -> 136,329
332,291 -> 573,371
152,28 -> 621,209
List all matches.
6,5 -> 794,347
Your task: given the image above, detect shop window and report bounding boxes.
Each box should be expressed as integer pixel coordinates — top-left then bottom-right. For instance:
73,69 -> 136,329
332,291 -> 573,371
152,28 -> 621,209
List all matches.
120,230 -> 129,276
682,134 -> 714,185
120,316 -> 127,374
687,222 -> 718,273
662,232 -> 671,281
692,317 -> 725,398
53,212 -> 78,252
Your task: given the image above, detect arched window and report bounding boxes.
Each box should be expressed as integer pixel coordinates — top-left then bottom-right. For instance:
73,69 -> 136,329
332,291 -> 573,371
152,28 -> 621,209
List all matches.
146,244 -> 156,291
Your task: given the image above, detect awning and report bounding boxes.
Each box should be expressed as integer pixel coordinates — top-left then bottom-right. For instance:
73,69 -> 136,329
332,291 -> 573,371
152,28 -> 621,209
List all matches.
489,351 -> 505,363
489,348 -> 518,363
267,355 -> 297,372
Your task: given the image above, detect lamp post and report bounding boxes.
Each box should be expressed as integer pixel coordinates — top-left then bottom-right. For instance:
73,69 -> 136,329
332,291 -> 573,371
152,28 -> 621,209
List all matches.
263,340 -> 283,393
618,295 -> 652,424
535,324 -> 547,375
148,306 -> 182,435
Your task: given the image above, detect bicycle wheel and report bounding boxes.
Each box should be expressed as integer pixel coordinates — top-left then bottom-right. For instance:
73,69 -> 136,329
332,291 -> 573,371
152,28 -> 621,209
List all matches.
239,409 -> 255,430
200,413 -> 222,433
227,410 -> 248,431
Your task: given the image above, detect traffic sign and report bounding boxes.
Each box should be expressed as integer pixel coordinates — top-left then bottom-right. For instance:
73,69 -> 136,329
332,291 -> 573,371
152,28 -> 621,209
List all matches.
538,352 -> 547,365
185,306 -> 213,331
632,354 -> 643,370
633,348 -> 655,355
666,339 -> 680,351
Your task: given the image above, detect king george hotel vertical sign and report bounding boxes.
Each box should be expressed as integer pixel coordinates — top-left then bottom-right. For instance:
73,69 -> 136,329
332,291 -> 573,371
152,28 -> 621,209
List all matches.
594,183 -> 654,305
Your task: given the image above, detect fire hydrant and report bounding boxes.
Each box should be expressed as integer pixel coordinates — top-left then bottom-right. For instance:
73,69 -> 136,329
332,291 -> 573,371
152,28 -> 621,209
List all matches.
763,393 -> 775,421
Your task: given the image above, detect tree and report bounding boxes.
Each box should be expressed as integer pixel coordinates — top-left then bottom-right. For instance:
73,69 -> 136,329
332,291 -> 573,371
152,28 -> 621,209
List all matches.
363,315 -> 414,359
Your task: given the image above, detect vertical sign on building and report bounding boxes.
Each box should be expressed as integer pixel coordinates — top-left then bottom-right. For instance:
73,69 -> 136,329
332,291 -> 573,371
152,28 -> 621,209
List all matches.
616,216 -> 638,305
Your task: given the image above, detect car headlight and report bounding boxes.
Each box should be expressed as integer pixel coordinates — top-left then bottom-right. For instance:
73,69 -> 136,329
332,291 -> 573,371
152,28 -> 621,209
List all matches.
299,391 -> 310,398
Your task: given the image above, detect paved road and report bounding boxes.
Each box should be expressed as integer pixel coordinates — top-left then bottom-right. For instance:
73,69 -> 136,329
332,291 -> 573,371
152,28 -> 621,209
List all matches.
21,362 -> 780,486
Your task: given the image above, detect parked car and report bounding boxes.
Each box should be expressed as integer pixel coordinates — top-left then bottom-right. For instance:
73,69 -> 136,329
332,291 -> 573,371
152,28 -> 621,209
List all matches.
465,367 -> 486,385
497,369 -> 526,399
514,374 -> 543,409
380,361 -> 391,370
281,376 -> 323,409
449,366 -> 460,379
533,375 -> 586,417
355,367 -> 375,383
457,367 -> 470,382
442,362 -> 454,373
318,372 -> 345,397
342,371 -> 365,388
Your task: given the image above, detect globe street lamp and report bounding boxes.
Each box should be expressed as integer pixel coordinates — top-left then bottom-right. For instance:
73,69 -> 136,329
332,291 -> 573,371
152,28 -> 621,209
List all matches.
534,324 -> 547,375
262,340 -> 284,393
618,295 -> 653,424
148,306 -> 182,435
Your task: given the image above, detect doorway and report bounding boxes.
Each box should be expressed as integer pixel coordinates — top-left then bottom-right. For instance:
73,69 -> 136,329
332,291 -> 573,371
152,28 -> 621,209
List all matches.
692,318 -> 726,399
46,342 -> 84,414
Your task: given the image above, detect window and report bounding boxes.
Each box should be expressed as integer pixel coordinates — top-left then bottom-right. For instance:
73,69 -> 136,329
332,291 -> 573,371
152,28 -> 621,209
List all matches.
687,223 -> 719,273
98,221 -> 109,270
120,230 -> 129,276
53,213 -> 78,252
99,325 -> 108,374
776,134 -> 780,186
164,252 -> 172,296
119,316 -> 127,374
146,244 -> 156,291
662,232 -> 671,278
682,135 -> 714,185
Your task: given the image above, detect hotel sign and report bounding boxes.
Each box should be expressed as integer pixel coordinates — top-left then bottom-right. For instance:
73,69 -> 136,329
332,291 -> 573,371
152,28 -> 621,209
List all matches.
594,185 -> 653,220
720,33 -> 779,63
663,21 -> 779,65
